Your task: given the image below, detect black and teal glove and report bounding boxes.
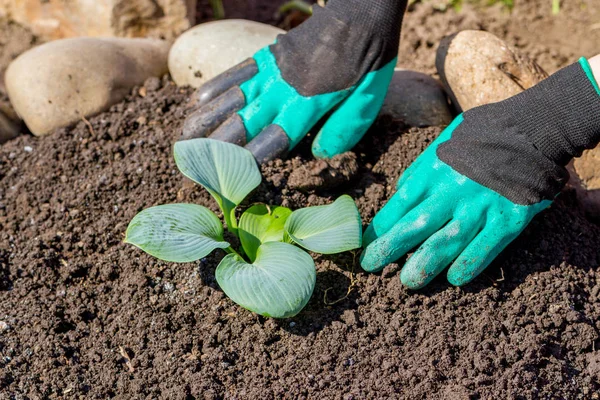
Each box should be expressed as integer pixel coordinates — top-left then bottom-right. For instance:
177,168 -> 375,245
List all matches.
181,0 -> 407,162
361,58 -> 600,289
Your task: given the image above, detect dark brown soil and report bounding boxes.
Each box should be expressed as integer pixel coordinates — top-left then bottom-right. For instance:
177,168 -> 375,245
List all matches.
2,1 -> 600,399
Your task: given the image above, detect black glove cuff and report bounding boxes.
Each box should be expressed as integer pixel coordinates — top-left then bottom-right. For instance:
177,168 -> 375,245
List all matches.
526,60 -> 600,165
437,60 -> 600,205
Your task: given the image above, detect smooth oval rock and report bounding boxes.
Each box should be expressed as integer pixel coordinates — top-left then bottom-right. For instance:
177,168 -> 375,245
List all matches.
380,69 -> 452,127
5,37 -> 170,136
168,19 -> 284,88
436,30 -> 548,112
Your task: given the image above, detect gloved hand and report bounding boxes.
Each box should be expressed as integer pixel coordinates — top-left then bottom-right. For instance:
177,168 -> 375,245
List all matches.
181,0 -> 407,163
361,58 -> 600,288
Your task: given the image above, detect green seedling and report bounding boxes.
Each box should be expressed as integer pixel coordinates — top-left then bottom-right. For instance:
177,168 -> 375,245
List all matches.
411,0 -> 514,12
209,0 -> 225,19
552,0 -> 560,15
125,139 -> 362,318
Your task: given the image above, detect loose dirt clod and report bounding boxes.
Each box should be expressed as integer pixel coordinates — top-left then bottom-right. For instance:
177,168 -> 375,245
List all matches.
287,152 -> 359,191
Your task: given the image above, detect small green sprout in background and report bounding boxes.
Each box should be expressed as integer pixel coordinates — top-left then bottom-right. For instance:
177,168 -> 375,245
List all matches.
280,0 -> 314,15
409,0 -> 514,12
209,0 -> 225,19
125,139 -> 362,318
552,0 -> 560,15
279,0 -> 328,16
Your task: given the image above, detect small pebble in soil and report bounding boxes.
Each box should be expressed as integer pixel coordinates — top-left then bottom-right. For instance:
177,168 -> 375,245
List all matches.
343,358 -> 355,367
289,322 -> 296,328
0,321 -> 10,333
23,146 -> 32,152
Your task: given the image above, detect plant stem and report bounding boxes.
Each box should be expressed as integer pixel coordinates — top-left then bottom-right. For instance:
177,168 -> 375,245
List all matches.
224,246 -> 242,258
224,208 -> 238,237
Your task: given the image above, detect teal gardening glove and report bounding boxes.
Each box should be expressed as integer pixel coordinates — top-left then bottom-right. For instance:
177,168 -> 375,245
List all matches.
361,58 -> 600,289
181,0 -> 408,162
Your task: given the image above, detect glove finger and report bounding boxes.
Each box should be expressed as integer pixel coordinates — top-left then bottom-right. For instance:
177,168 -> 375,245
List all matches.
360,195 -> 452,273
245,124 -> 290,164
363,182 -> 427,246
237,95 -> 280,141
208,114 -> 248,146
311,63 -> 395,159
399,213 -> 482,290
181,86 -> 246,140
189,58 -> 258,109
446,223 -> 521,287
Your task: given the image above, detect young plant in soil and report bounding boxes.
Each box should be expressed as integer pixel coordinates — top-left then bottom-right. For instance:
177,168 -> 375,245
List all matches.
125,139 -> 362,318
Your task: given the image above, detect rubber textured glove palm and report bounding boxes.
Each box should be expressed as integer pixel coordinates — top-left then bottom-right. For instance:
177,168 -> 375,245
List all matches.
360,116 -> 551,289
181,0 -> 406,162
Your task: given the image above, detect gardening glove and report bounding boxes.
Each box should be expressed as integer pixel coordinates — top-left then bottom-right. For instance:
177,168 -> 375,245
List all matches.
361,58 -> 600,289
181,0 -> 407,163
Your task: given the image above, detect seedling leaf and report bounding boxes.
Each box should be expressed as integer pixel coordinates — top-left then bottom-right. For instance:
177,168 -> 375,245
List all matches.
173,138 -> 262,233
284,195 -> 362,254
239,204 -> 292,261
125,203 -> 229,262
216,241 -> 316,318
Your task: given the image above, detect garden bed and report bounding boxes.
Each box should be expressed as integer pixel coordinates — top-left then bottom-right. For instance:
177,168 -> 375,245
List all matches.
2,0 -> 600,398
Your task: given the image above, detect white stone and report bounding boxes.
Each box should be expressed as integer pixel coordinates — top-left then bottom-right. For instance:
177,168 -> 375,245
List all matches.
168,19 -> 284,88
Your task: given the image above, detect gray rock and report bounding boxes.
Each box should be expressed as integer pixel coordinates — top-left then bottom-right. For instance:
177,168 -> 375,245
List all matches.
0,108 -> 20,143
568,161 -> 600,222
5,37 -> 170,136
380,69 -> 453,127
0,97 -> 23,143
168,19 -> 284,88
